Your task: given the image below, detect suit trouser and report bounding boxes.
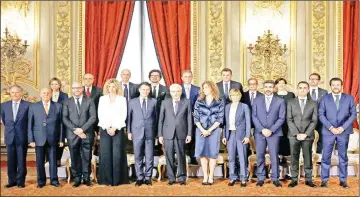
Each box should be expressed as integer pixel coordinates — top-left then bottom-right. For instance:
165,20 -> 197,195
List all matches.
68,135 -> 93,181
255,134 -> 280,181
289,138 -> 313,181
227,131 -> 248,181
6,142 -> 27,185
321,134 -> 349,182
35,141 -> 59,185
133,138 -> 154,181
164,136 -> 187,182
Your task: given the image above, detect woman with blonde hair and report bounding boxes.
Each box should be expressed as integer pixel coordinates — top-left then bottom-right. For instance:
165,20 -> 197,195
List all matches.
222,88 -> 251,187
98,78 -> 129,186
193,81 -> 224,185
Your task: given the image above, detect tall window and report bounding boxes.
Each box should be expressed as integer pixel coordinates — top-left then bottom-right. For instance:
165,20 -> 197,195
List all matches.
116,1 -> 165,85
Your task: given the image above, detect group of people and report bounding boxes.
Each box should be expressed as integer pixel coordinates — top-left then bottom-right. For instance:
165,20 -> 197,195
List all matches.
1,68 -> 357,190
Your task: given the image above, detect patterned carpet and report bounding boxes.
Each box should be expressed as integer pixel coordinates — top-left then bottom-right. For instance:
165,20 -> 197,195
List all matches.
0,167 -> 358,196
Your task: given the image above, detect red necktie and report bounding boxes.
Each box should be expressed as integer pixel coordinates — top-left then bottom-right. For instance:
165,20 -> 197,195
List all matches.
86,87 -> 91,97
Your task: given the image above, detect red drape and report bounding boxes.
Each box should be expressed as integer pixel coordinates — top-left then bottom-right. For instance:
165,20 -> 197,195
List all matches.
85,1 -> 135,87
343,1 -> 359,129
147,1 -> 190,86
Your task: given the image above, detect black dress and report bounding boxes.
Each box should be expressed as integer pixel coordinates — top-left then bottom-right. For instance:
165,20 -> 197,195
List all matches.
274,92 -> 295,156
99,128 -> 129,186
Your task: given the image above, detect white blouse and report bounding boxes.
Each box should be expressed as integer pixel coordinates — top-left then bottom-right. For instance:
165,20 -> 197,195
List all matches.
98,95 -> 127,130
229,102 -> 238,131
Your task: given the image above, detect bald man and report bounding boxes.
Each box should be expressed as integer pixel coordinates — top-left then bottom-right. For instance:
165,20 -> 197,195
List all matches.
28,88 -> 64,188
158,84 -> 192,185
63,82 -> 96,187
120,69 -> 139,101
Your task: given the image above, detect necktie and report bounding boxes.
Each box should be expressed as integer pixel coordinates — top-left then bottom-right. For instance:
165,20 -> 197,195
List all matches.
142,99 -> 147,115
124,84 -> 129,101
13,102 -> 18,121
186,87 -> 190,99
265,97 -> 271,112
224,82 -> 229,99
44,103 -> 49,115
76,98 -> 81,115
335,95 -> 340,110
86,87 -> 91,98
311,89 -> 316,101
152,86 -> 157,98
300,99 -> 305,114
250,92 -> 255,105
174,101 -> 179,115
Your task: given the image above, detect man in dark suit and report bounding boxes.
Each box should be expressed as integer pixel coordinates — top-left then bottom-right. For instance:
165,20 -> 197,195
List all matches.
252,80 -> 285,187
216,68 -> 244,104
148,69 -> 169,155
28,88 -> 64,188
83,73 -> 102,134
158,84 -> 192,185
62,82 -> 96,187
119,69 -> 139,101
180,70 -> 199,164
319,78 -> 356,189
1,85 -> 31,188
127,82 -> 157,186
307,73 -> 328,153
287,81 -> 318,188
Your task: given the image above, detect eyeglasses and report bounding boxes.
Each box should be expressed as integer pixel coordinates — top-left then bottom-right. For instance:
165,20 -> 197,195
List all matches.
150,75 -> 160,77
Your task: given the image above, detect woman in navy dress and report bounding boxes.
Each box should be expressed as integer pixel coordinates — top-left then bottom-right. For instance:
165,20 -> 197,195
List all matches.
49,77 -> 68,166
194,81 -> 224,185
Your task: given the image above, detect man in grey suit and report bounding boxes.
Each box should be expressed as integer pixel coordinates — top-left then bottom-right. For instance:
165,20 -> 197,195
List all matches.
307,73 -> 328,153
287,81 -> 318,188
127,82 -> 157,186
62,82 -> 96,187
158,84 -> 192,185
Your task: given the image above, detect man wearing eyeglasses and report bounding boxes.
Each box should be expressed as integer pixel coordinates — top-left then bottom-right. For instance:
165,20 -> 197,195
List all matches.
307,73 -> 328,153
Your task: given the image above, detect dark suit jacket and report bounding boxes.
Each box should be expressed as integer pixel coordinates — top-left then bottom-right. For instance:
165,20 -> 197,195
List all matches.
252,95 -> 286,136
57,91 -> 69,104
127,97 -> 157,140
1,100 -> 31,146
307,87 -> 328,132
28,101 -> 63,146
318,93 -> 357,135
223,102 -> 251,141
158,98 -> 192,140
216,80 -> 244,103
242,91 -> 264,128
149,84 -> 170,127
181,84 -> 200,108
62,96 -> 97,140
286,98 -> 318,140
121,82 -> 139,100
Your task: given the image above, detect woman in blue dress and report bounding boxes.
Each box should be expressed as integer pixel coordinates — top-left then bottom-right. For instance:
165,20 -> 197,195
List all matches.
194,81 -> 224,185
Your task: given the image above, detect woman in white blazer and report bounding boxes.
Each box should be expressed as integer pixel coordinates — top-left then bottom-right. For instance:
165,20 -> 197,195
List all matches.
98,78 -> 129,186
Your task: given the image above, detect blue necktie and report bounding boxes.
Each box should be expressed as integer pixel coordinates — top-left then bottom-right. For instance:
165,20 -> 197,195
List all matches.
224,83 -> 229,99
13,102 -> 18,121
335,95 -> 340,110
311,89 -> 316,101
142,99 -> 147,115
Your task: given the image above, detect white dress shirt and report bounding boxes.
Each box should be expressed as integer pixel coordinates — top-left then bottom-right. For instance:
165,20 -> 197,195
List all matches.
298,96 -> 307,106
229,102 -> 238,131
98,95 -> 127,130
121,82 -> 130,96
249,91 -> 257,99
173,99 -> 180,114
183,84 -> 191,99
74,95 -> 83,105
139,97 -> 148,109
42,100 -> 50,112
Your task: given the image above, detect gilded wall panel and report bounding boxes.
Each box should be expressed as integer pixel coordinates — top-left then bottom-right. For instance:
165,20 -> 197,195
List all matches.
55,1 -> 71,94
206,1 -> 225,83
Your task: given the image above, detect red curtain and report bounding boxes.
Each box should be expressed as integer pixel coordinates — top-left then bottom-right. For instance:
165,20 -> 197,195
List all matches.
85,1 -> 135,87
343,1 -> 359,129
147,1 -> 190,86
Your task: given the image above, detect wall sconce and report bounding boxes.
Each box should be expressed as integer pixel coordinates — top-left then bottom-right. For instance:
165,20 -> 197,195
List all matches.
247,30 -> 288,83
1,27 -> 34,102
